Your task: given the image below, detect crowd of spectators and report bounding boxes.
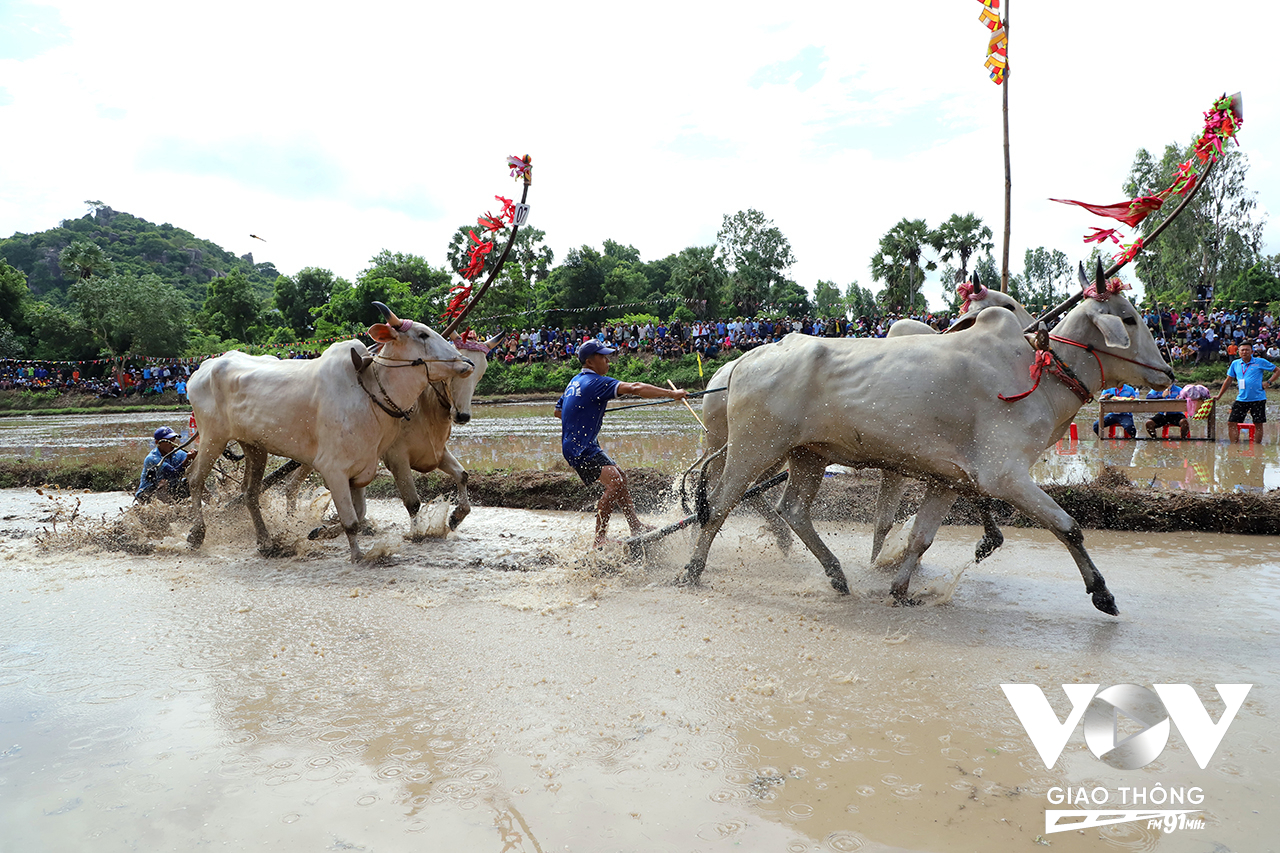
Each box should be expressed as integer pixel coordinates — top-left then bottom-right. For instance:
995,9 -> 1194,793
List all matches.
6,303 -> 1277,393
0,349 -> 322,399
1148,305 -> 1279,364
492,311 -> 958,365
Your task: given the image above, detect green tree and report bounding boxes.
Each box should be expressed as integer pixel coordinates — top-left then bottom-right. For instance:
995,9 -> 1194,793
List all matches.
58,241 -> 113,283
0,261 -> 33,353
200,269 -> 262,343
312,275 -> 421,339
716,209 -> 796,315
929,213 -> 993,282
1021,247 -> 1071,309
669,246 -> 725,318
602,261 -> 649,313
273,267 -> 337,339
813,279 -> 844,318
68,272 -> 188,359
769,279 -> 813,316
547,245 -> 609,315
364,249 -> 452,297
1124,145 -> 1264,304
844,281 -> 877,319
871,218 -> 934,312
1216,260 -> 1280,310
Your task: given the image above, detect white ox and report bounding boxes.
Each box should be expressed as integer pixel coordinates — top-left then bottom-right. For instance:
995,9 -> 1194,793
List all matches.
284,332 -> 502,539
680,270 -> 1172,615
185,304 -> 474,561
690,282 -> 1035,564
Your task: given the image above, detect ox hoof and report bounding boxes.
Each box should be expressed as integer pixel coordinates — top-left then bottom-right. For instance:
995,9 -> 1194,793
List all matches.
829,574 -> 850,596
307,526 -> 324,541
187,527 -> 205,548
1091,588 -> 1120,616
891,595 -> 924,607
673,563 -> 705,588
448,509 -> 468,531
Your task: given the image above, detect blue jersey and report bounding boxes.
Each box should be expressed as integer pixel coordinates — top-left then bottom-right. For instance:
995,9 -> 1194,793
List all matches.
557,370 -> 619,464
1147,384 -> 1183,400
136,447 -> 187,498
1227,357 -> 1276,403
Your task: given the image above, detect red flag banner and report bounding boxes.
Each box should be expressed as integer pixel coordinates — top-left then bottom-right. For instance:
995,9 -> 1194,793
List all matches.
1052,93 -> 1244,264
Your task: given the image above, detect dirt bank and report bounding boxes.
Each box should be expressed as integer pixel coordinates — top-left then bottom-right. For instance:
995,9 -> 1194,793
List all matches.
410,467 -> 1280,535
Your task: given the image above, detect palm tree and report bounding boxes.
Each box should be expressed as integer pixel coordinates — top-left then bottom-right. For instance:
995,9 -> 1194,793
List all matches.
929,213 -> 994,282
870,218 -> 934,311
58,241 -> 113,283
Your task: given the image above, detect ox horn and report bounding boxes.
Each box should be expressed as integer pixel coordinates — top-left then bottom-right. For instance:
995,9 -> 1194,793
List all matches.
372,301 -> 403,328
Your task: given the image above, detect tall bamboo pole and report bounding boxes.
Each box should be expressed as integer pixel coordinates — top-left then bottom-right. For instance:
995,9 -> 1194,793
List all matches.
1000,0 -> 1012,292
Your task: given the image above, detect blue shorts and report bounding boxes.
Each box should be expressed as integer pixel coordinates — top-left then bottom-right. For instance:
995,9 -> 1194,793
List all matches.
569,451 -> 616,485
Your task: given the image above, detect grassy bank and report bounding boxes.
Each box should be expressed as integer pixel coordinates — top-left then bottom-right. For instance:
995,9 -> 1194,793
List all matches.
0,388 -> 191,416
475,351 -> 738,396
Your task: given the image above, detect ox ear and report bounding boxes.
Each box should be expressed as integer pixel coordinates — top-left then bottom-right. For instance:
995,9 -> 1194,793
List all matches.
368,323 -> 398,343
1076,261 -> 1090,292
1091,311 -> 1131,348
349,347 -> 372,373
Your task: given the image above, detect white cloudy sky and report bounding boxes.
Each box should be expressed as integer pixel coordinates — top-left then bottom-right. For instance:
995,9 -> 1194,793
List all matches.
1,0 -> 1276,310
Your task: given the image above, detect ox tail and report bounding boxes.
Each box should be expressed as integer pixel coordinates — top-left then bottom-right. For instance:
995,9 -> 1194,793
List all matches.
679,451 -> 711,514
695,445 -> 727,527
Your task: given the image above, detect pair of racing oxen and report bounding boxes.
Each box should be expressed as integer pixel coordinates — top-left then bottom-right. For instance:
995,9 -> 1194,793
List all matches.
187,265 -> 1173,616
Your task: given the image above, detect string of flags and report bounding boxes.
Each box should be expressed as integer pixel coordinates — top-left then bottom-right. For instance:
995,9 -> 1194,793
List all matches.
1052,93 -> 1244,267
977,0 -> 1006,84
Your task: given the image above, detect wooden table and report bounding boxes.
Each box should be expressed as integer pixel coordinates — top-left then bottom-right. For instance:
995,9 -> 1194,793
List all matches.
1096,398 -> 1215,440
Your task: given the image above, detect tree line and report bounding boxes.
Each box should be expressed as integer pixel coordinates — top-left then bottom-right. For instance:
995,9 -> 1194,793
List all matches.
1,140 -> 1274,363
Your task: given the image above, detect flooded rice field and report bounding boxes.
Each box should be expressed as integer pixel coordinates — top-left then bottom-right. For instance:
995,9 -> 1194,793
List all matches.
5,400 -> 1280,492
0,483 -> 1275,852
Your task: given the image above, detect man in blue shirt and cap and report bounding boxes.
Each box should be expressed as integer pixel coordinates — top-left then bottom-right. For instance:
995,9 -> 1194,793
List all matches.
555,339 -> 688,548
136,426 -> 195,502
1216,341 -> 1276,442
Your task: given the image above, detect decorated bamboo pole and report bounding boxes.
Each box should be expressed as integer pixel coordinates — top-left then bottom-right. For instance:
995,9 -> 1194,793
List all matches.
1000,1 -> 1012,293
1024,92 -> 1241,333
442,155 -> 533,338
976,0 -> 1011,292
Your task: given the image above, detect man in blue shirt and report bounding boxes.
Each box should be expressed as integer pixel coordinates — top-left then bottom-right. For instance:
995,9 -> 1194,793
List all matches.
1144,383 -> 1188,439
1092,384 -> 1139,438
1216,342 -> 1276,442
136,426 -> 195,502
555,340 -> 687,548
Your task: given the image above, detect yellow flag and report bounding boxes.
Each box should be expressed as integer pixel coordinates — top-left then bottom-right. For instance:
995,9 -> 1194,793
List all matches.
697,352 -> 704,377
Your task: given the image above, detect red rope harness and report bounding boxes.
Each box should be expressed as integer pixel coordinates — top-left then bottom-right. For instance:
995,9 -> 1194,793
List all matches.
998,347 -> 1094,404
998,332 -> 1171,404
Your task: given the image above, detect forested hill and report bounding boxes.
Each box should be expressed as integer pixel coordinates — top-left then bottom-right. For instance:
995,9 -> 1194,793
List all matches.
0,205 -> 279,308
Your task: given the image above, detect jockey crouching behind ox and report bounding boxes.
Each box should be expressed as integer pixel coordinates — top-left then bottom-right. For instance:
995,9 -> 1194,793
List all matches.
136,426 -> 197,503
555,340 -> 688,548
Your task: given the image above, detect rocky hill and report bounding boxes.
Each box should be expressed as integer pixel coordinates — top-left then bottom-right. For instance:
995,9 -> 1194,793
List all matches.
0,205 -> 279,308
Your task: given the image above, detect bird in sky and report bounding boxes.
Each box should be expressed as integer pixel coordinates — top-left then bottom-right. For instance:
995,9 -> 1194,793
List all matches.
250,234 -> 267,242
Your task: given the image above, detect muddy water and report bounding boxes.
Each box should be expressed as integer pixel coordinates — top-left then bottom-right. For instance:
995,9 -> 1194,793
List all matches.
0,488 -> 1275,852
6,401 -> 1280,491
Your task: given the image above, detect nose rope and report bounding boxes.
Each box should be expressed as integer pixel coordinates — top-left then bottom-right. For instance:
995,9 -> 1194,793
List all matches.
1048,333 -> 1174,378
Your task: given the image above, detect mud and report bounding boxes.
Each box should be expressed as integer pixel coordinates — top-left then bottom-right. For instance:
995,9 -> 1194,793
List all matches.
0,487 -> 1275,852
